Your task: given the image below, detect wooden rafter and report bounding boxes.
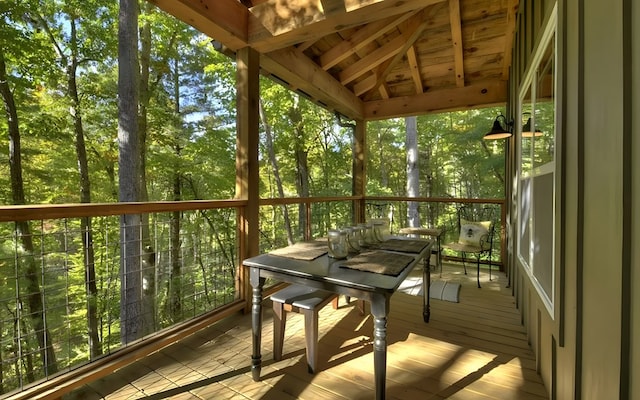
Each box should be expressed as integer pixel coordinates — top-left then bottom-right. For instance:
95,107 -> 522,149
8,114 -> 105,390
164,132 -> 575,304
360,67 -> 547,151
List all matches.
149,0 -> 518,119
361,8 -> 434,99
353,74 -> 376,97
363,80 -> 507,120
449,0 -> 465,87
502,0 -> 519,79
262,48 -> 364,118
338,35 -> 405,85
318,12 -> 417,70
149,0 -> 248,50
378,84 -> 390,100
407,45 -> 423,94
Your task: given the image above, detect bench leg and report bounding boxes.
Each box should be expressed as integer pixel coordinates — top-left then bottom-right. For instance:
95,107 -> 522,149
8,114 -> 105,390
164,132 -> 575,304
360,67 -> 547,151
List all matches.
302,308 -> 319,373
273,302 -> 286,361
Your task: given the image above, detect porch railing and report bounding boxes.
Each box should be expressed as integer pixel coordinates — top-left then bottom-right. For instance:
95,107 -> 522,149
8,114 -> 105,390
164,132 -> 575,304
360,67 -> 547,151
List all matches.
0,196 -> 504,398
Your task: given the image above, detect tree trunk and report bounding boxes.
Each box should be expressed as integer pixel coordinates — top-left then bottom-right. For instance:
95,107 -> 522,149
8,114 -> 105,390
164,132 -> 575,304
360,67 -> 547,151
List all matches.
406,116 -> 420,227
138,2 -> 157,333
295,148 -> 309,235
0,47 -> 58,376
0,319 -> 3,394
288,103 -> 310,239
118,0 -> 143,344
62,17 -> 103,359
33,11 -> 104,355
259,99 -> 294,245
481,140 -> 505,185
377,130 -> 389,188
335,114 -> 356,226
168,57 -> 182,321
138,2 -> 151,206
424,144 -> 436,227
168,167 -> 182,320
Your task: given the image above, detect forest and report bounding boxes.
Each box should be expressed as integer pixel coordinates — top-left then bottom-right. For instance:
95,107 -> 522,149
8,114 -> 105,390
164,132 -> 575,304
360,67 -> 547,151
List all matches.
0,0 -> 508,395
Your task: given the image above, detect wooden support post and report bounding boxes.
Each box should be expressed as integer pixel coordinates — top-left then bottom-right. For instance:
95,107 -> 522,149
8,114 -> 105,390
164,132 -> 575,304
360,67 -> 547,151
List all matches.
236,47 -> 260,312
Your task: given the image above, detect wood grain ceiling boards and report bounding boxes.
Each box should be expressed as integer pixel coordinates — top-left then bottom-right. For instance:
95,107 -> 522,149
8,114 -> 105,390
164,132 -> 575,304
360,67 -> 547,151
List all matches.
149,0 -> 519,120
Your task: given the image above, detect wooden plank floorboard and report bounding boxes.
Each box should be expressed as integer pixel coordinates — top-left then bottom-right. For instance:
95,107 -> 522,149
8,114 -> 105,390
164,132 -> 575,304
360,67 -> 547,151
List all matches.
64,263 -> 548,400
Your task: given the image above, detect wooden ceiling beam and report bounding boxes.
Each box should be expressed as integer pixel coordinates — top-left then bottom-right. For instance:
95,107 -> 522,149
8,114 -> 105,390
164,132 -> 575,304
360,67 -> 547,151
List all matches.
353,74 -> 376,96
338,35 -> 405,85
362,9 -> 433,99
248,0 -> 447,52
248,0 -> 327,37
448,0 -> 465,87
378,84 -> 390,99
261,47 -> 364,119
501,0 -> 518,79
407,45 -> 423,94
149,0 -> 248,51
150,0 -> 516,120
319,12 -> 418,70
320,0 -> 350,14
363,80 -> 507,120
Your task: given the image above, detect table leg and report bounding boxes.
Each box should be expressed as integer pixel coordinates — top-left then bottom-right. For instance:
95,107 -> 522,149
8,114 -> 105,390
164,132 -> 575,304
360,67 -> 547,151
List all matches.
476,254 -> 482,288
370,295 -> 390,400
423,254 -> 431,323
250,268 -> 265,381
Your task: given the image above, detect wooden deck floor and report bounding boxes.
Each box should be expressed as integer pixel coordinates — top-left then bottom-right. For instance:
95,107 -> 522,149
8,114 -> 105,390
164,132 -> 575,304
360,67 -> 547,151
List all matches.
65,263 -> 548,400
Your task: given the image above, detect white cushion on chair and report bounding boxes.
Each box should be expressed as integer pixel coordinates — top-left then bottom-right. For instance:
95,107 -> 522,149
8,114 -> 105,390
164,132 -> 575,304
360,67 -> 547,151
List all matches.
458,220 -> 491,247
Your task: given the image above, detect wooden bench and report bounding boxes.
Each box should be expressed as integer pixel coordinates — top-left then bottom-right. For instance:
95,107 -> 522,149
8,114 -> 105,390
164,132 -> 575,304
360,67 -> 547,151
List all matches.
271,285 -> 339,373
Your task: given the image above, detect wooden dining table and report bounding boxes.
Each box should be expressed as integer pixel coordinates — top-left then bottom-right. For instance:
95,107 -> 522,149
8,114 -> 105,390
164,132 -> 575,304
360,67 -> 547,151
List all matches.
243,236 -> 433,400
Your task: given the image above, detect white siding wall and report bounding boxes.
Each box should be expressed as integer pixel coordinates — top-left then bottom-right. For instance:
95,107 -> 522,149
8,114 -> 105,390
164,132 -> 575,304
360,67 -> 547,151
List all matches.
581,0 -> 625,396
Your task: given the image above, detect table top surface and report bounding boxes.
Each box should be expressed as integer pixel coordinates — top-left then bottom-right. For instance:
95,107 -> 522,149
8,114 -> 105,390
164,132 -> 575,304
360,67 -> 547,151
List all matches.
244,238 -> 432,293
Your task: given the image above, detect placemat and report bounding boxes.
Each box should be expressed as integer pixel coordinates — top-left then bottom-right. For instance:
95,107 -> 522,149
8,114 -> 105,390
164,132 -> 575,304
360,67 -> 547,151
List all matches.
376,238 -> 430,253
269,240 -> 328,260
339,250 -> 415,276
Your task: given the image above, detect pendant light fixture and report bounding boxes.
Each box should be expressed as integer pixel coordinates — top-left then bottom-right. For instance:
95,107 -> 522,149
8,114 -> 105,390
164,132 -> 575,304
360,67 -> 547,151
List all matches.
483,114 -> 512,140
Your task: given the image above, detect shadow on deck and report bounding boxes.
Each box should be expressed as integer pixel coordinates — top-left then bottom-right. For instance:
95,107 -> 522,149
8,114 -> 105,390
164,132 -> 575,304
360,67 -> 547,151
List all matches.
66,263 -> 548,400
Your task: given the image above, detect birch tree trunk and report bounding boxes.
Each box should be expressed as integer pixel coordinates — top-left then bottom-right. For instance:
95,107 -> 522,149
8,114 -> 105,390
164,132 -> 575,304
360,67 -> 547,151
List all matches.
406,116 -> 420,227
424,143 -> 436,227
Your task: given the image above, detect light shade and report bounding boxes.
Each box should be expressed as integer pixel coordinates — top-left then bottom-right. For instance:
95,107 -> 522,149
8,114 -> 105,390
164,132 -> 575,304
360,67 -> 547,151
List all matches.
483,115 -> 512,140
521,117 -> 543,137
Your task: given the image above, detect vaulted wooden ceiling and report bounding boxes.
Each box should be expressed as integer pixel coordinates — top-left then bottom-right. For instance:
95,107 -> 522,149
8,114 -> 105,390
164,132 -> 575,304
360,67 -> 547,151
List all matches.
149,0 -> 518,120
